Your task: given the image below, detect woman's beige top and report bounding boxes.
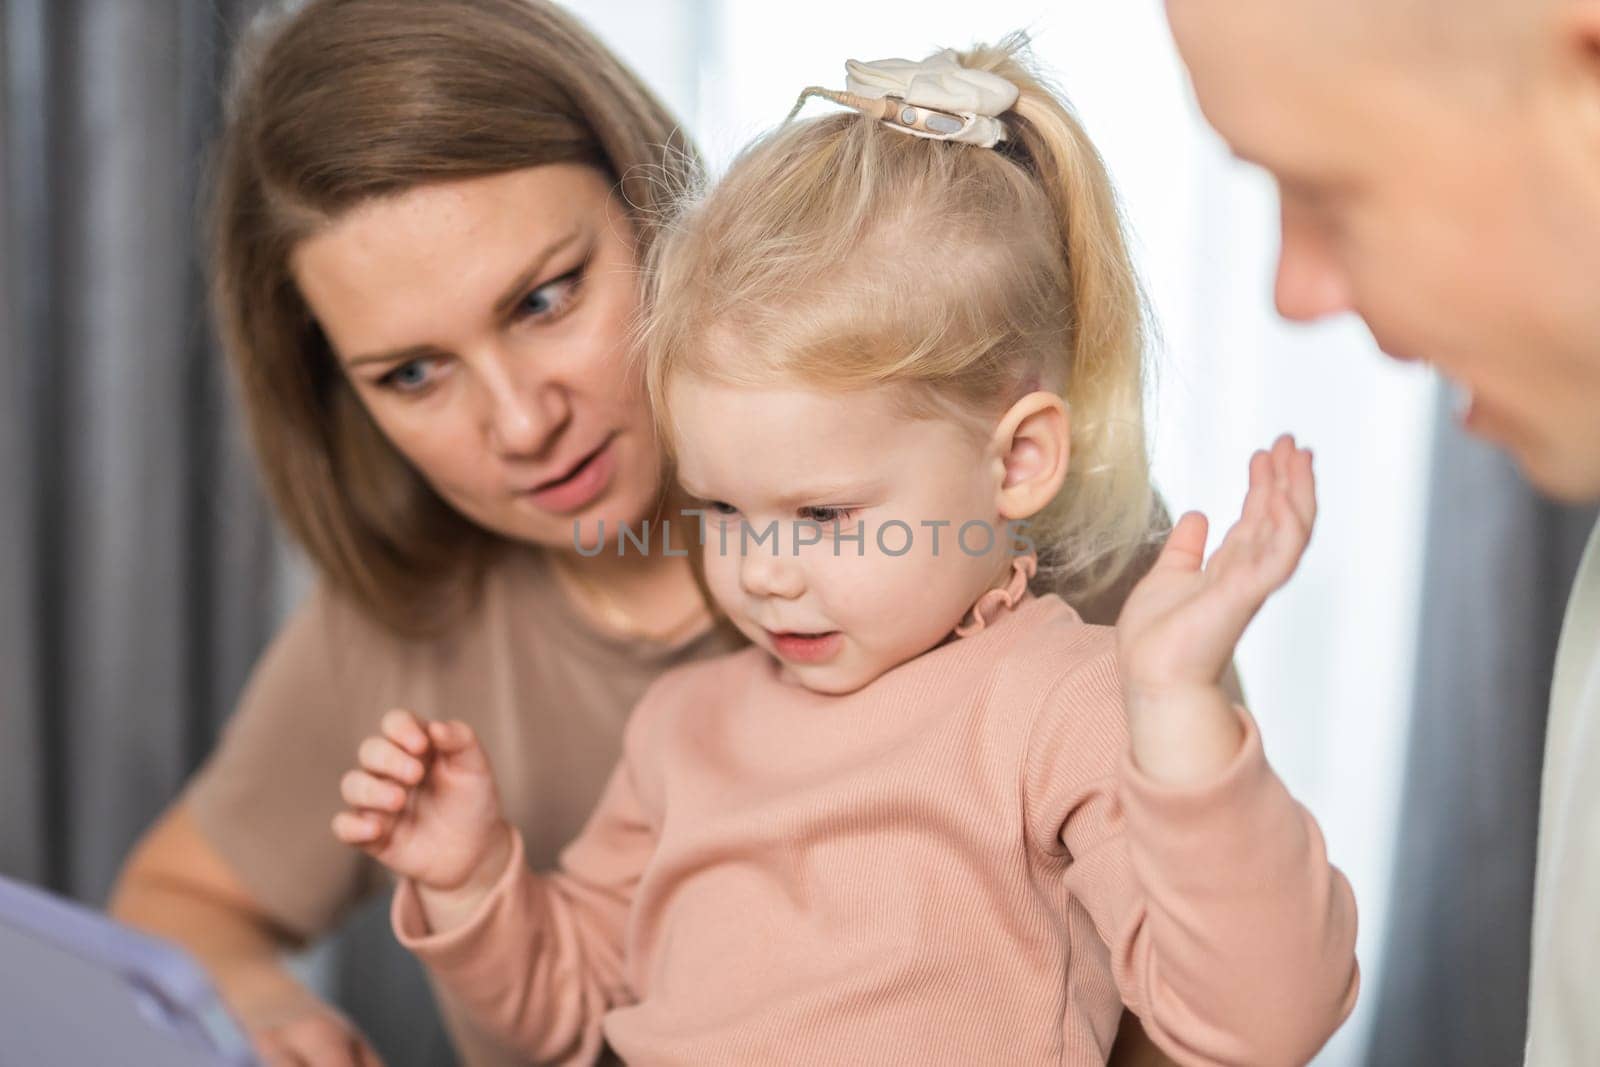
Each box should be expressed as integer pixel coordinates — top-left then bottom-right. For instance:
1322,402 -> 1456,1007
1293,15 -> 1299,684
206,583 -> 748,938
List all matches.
182,546 -> 744,1064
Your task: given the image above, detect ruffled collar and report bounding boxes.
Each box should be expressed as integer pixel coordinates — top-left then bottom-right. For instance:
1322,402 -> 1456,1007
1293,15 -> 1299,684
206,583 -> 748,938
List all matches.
951,552 -> 1038,638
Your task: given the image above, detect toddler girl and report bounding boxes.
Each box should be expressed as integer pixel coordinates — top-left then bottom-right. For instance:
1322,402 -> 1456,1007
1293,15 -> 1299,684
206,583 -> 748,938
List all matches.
333,36 -> 1358,1065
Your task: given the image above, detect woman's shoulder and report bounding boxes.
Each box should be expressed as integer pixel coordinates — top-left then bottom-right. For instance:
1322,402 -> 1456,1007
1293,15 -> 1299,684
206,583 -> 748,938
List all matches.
248,554 -> 516,705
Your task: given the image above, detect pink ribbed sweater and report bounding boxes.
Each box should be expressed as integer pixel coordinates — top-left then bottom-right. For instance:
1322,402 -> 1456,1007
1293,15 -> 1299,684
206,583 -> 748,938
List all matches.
392,567 -> 1359,1066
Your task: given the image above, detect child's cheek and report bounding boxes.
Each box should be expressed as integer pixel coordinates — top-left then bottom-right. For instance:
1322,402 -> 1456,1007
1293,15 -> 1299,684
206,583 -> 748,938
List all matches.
815,552 -> 892,627
699,549 -> 745,616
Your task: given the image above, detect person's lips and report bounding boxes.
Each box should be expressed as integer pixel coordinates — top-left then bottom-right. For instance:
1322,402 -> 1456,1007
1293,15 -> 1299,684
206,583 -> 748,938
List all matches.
518,434 -> 617,514
765,629 -> 842,663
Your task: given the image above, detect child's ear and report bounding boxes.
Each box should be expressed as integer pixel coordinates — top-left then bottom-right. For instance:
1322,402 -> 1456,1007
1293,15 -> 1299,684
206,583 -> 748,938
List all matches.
990,392 -> 1070,521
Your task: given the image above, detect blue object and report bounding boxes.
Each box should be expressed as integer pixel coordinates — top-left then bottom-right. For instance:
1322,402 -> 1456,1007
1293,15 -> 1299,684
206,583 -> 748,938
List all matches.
0,871 -> 260,1065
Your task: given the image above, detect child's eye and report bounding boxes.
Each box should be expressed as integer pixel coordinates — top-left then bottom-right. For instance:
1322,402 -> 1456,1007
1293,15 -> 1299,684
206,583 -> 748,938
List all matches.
799,505 -> 859,525
683,498 -> 741,531
515,265 -> 584,323
378,357 -> 441,395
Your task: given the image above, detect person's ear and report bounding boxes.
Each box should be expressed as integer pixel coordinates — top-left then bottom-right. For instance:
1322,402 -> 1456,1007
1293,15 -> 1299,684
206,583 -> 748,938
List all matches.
989,392 -> 1070,522
1554,2 -> 1600,120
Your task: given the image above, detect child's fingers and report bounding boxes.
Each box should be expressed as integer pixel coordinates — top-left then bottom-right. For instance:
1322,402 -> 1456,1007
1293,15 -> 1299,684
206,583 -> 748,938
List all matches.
1289,448 -> 1317,531
427,720 -> 491,775
1255,490 -> 1310,592
1206,508 -> 1272,591
1265,436 -> 1315,539
1230,436 -> 1298,555
1151,511 -> 1209,574
1240,449 -> 1273,527
340,768 -> 410,813
1210,458 -> 1276,576
427,719 -> 476,753
1272,433 -> 1301,486
358,735 -> 425,786
380,708 -> 432,757
331,809 -> 391,846
1270,432 -> 1296,471
1211,459 -> 1278,574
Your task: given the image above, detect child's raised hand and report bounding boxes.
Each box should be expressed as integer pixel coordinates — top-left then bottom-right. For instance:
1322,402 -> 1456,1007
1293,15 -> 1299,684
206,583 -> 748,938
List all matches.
332,709 -> 511,897
1114,435 -> 1316,784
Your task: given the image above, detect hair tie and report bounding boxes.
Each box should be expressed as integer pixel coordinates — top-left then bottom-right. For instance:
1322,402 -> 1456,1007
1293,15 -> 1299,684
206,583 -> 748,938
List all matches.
786,48 -> 1019,149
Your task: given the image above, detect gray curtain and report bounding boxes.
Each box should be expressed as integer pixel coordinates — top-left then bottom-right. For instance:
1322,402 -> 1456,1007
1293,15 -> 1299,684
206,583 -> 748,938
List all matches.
1,2 -> 451,1063
1367,384 -> 1597,1066
1,0 -> 276,905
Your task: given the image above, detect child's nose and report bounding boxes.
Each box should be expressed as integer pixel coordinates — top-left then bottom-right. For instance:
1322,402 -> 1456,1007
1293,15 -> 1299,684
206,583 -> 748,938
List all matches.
738,542 -> 806,600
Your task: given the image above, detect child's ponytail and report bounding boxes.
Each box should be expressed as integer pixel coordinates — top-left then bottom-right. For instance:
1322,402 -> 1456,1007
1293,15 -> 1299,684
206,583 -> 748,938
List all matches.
964,34 -> 1159,602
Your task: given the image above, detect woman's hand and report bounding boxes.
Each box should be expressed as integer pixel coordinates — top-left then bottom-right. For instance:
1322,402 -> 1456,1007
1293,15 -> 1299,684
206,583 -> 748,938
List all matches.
332,709 -> 511,928
1115,434 -> 1316,786
249,1000 -> 385,1067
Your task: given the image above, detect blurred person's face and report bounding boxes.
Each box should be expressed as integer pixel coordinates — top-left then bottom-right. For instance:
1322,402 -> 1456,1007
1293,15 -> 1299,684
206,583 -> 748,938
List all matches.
1167,1 -> 1600,501
292,164 -> 664,553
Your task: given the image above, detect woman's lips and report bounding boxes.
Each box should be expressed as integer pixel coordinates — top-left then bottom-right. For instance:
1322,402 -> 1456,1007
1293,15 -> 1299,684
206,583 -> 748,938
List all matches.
766,630 -> 842,663
523,436 -> 616,514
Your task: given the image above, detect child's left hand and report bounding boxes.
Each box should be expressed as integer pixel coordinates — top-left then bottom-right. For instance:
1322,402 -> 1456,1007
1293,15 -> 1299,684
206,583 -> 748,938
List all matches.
1115,434 -> 1316,785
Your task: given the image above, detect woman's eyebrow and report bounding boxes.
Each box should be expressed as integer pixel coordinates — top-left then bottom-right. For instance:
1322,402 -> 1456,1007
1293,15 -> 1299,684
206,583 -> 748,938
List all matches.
345,341 -> 443,370
342,228 -> 586,369
490,228 -> 585,318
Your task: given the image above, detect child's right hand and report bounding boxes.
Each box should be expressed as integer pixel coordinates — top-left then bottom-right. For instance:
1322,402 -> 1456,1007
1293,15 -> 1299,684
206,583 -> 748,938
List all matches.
332,709 -> 511,901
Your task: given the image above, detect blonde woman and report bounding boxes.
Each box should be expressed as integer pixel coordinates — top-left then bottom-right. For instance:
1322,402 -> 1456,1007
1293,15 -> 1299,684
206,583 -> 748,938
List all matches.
333,37 -> 1357,1065
108,2 -> 1198,1064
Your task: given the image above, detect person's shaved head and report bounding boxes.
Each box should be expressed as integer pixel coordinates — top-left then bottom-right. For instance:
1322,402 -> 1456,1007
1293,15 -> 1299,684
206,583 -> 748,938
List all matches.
1175,0 -> 1556,53
1166,0 -> 1600,501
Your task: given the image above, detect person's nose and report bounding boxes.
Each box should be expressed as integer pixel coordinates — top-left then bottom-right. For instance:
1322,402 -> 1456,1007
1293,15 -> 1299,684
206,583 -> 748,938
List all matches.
476,345 -> 568,458
1273,204 -> 1353,323
738,533 -> 806,601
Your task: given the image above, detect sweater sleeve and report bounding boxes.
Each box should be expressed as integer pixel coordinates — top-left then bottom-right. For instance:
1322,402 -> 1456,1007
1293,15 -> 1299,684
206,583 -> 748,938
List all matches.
390,711 -> 662,1066
1022,650 -> 1360,1067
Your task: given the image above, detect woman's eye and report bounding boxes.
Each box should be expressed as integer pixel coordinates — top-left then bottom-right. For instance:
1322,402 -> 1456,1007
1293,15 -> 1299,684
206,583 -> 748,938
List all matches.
706,501 -> 739,517
378,358 -> 436,394
516,267 -> 584,322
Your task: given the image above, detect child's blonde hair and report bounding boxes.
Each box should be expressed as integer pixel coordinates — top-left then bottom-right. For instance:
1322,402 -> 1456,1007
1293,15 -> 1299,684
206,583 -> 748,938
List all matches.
638,32 -> 1156,605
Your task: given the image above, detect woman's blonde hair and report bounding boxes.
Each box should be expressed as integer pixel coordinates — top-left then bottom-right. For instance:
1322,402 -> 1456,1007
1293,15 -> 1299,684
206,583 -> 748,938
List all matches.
210,0 -> 698,634
639,33 -> 1156,605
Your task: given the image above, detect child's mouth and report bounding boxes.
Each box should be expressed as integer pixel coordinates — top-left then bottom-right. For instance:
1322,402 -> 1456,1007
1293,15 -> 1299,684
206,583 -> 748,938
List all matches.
766,630 -> 842,663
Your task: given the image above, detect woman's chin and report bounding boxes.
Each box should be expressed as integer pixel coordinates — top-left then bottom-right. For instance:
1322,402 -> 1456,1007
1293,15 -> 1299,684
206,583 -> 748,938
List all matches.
508,491 -> 666,555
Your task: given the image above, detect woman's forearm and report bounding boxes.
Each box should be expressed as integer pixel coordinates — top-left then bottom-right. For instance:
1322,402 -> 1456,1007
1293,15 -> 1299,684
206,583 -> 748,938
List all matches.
107,802 -> 324,1023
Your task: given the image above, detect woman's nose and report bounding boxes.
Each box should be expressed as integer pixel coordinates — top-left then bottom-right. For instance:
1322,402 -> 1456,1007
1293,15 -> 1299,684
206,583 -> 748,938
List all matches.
479,350 -> 566,457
